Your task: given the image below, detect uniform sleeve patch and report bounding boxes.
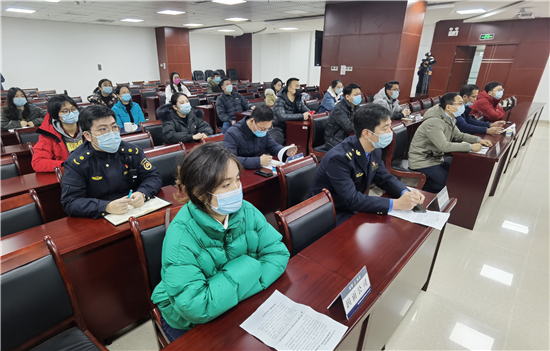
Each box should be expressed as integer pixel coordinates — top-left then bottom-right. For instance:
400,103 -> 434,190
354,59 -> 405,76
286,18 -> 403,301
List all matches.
140,158 -> 152,170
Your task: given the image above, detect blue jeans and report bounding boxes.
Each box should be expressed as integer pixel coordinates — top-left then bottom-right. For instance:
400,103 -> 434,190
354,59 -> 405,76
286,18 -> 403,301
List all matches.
161,316 -> 187,342
222,121 -> 232,134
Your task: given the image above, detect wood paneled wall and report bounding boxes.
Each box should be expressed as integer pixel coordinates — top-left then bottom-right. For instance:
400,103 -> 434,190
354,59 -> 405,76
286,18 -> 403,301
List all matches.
429,18 -> 550,103
155,27 -> 192,83
225,34 -> 252,81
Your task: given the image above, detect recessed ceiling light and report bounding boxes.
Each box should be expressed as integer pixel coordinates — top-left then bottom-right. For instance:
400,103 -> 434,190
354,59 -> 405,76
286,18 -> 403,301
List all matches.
44,0 -> 60,2
158,10 -> 185,15
456,8 -> 486,15
218,29 -> 236,32
225,17 -> 248,22
213,0 -> 246,5
6,7 -> 36,13
280,27 -> 299,30
184,23 -> 204,27
285,10 -> 309,15
121,18 -> 144,22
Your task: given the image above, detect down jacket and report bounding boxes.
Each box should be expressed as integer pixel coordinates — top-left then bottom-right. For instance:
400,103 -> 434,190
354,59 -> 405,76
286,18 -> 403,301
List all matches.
215,91 -> 250,124
373,88 -> 404,120
325,98 -> 356,150
157,104 -> 213,144
1,103 -> 46,131
470,90 -> 505,122
272,87 -> 310,132
151,200 -> 290,330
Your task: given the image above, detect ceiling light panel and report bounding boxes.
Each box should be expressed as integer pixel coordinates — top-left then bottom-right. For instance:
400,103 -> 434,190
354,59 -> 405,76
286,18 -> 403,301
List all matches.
158,10 -> 185,15
213,0 -> 246,5
456,8 -> 486,15
6,7 -> 36,14
225,17 -> 248,22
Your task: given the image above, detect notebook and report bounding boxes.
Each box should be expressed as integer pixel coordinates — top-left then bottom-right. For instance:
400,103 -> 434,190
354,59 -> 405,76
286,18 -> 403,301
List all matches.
104,196 -> 172,226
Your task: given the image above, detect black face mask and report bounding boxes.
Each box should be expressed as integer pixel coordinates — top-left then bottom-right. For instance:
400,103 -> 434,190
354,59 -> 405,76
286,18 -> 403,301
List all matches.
294,88 -> 303,96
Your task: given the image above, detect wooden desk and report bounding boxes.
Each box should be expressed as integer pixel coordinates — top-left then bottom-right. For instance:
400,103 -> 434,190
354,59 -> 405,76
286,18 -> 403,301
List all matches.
235,110 -> 252,122
447,102 -> 545,230
196,105 -> 218,132
1,143 -> 33,157
1,130 -> 19,146
1,143 -> 34,174
146,96 -> 160,121
286,120 -> 311,155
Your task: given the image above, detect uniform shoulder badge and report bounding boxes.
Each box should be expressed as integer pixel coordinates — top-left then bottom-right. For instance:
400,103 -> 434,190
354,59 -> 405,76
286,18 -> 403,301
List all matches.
72,152 -> 90,166
140,158 -> 152,170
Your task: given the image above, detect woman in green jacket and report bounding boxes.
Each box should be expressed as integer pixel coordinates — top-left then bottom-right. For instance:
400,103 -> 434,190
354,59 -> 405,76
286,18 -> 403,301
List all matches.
151,143 -> 290,342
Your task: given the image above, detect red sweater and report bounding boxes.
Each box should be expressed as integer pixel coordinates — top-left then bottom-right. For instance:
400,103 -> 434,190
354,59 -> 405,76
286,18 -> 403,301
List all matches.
470,91 -> 505,122
31,114 -> 72,172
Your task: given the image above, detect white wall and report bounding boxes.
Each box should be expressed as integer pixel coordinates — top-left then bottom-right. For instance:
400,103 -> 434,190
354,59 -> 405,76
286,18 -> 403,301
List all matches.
189,33 -> 226,73
410,23 -> 436,96
533,57 -> 550,122
252,31 -> 320,86
1,17 -> 159,99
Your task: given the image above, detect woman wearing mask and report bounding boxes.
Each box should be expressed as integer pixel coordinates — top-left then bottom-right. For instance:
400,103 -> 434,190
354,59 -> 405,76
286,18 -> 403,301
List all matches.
1,87 -> 46,131
112,85 -> 145,128
319,79 -> 343,113
32,95 -> 83,172
158,92 -> 213,144
87,78 -> 118,108
151,143 -> 290,342
165,72 -> 191,101
271,78 -> 283,95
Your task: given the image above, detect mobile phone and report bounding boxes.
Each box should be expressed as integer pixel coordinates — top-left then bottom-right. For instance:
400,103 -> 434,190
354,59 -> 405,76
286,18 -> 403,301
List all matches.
254,169 -> 273,178
413,204 -> 427,213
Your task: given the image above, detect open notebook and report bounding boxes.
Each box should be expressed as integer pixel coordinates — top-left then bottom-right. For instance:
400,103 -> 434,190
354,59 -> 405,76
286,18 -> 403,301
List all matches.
104,196 -> 172,226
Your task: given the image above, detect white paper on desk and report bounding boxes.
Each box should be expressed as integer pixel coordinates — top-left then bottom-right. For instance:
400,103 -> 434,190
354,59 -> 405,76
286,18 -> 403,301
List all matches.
388,209 -> 450,230
261,145 -> 296,173
104,196 -> 171,226
470,146 -> 489,155
240,290 -> 348,351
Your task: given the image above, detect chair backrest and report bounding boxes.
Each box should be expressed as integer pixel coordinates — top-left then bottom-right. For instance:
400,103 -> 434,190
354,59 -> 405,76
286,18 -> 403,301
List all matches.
141,90 -> 158,109
1,156 -> 20,180
205,70 -> 215,78
249,100 -> 266,108
216,69 -> 226,78
227,69 -> 239,81
139,120 -> 164,147
71,96 -> 83,103
188,97 -> 200,108
243,94 -> 256,101
366,94 -> 375,103
200,133 -> 224,144
420,98 -> 432,110
129,87 -> 141,95
391,124 -> 408,162
1,189 -> 46,237
121,131 -> 154,150
15,127 -> 40,144
144,143 -> 186,186
276,155 -> 319,211
410,101 -> 422,112
305,99 -> 320,113
1,237 -> 86,351
207,95 -> 218,104
310,114 -> 329,148
274,189 -> 336,256
430,96 -> 440,106
246,87 -> 258,93
309,91 -> 322,100
37,90 -> 56,98
133,81 -> 145,84
193,70 -> 205,81
159,93 -> 166,105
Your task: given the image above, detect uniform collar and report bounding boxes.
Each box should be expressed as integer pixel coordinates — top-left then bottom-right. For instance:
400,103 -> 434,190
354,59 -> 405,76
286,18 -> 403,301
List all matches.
351,135 -> 370,175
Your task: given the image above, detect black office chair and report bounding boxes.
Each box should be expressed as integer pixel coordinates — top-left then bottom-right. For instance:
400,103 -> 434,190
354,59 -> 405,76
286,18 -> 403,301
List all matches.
193,70 -> 205,81
159,93 -> 166,105
275,189 -> 336,256
139,120 -> 164,147
227,69 -> 239,81
420,98 -> 432,110
129,87 -> 141,95
275,155 -> 319,211
15,127 -> 40,144
308,114 -> 330,158
121,131 -> 154,150
207,95 -> 218,104
1,236 -> 108,351
249,100 -> 265,108
145,145 -> 186,186
243,95 -> 257,101
141,90 -> 157,110
205,70 -> 215,79
188,97 -> 200,108
216,69 -> 226,78
367,95 -> 375,103
309,91 -> 322,100
1,189 -> 46,237
305,99 -> 320,113
1,156 -> 20,180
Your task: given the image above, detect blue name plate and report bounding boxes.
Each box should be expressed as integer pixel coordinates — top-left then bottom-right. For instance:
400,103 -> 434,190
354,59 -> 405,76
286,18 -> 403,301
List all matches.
328,266 -> 371,319
287,153 -> 304,163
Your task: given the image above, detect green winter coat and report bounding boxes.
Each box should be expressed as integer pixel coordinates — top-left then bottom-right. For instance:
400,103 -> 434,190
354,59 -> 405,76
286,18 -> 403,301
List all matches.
206,77 -> 223,94
151,200 -> 290,330
408,105 -> 480,169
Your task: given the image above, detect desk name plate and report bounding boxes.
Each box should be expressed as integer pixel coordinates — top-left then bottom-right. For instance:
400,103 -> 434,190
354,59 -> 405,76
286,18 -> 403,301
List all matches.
328,266 -> 371,319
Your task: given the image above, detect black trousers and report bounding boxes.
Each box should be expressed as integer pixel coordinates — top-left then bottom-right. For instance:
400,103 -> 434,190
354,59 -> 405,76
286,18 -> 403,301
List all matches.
411,157 -> 452,193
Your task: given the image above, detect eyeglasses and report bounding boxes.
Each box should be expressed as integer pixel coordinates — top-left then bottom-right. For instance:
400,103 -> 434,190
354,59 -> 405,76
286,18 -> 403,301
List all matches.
92,125 -> 121,136
59,107 -> 78,115
453,101 -> 465,106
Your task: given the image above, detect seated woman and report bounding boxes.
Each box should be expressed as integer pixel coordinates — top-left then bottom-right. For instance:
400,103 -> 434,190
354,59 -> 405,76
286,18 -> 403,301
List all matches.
32,95 -> 83,172
165,72 -> 191,101
319,79 -> 343,113
1,87 -> 46,131
112,85 -> 146,128
271,78 -> 283,95
151,143 -> 290,341
158,92 -> 213,144
87,78 -> 118,108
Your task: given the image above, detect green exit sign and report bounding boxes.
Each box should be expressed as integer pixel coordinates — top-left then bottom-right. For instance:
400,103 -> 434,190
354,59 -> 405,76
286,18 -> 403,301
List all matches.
480,33 -> 495,40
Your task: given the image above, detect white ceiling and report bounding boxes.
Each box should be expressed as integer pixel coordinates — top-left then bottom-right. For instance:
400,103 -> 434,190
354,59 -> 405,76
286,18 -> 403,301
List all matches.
1,0 -> 548,35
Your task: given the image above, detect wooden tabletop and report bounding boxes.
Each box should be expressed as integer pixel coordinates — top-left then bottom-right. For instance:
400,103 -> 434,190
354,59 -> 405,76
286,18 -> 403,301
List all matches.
1,143 -> 33,157
0,172 -> 59,198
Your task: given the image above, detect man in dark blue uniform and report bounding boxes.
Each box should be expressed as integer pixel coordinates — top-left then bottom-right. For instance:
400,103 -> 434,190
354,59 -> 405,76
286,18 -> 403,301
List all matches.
309,104 -> 425,225
61,105 -> 162,219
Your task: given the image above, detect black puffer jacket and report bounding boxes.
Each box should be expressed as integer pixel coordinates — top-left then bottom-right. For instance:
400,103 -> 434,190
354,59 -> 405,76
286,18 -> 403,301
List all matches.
272,87 -> 310,132
325,98 -> 355,150
215,91 -> 250,123
157,104 -> 213,144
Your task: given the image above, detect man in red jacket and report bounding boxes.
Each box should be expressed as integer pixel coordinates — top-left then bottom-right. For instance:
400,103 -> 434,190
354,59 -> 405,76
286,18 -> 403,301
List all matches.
470,81 -> 507,122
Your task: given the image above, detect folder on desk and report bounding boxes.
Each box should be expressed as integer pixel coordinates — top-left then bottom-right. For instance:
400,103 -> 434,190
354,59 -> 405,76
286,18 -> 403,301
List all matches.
104,197 -> 172,226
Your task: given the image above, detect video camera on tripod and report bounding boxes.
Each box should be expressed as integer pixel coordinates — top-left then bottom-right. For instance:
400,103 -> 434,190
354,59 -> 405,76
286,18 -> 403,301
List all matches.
419,52 -> 436,69
418,52 -> 436,95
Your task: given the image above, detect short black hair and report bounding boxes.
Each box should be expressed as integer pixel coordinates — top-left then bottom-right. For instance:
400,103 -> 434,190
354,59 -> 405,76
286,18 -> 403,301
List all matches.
484,81 -> 502,93
175,143 -> 244,212
384,80 -> 400,91
115,85 -> 130,95
271,78 -> 282,91
219,77 -> 232,89
250,103 -> 273,123
352,104 -> 391,136
460,84 -> 479,98
440,92 -> 459,110
79,105 -> 116,132
331,79 -> 342,89
94,78 -> 113,93
47,95 -> 79,121
171,92 -> 188,105
213,72 -> 221,76
343,83 -> 361,96
286,77 -> 299,88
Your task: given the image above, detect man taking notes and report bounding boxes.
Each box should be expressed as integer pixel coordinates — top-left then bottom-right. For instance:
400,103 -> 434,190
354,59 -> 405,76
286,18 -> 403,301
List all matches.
409,92 -> 493,193
309,104 -> 424,225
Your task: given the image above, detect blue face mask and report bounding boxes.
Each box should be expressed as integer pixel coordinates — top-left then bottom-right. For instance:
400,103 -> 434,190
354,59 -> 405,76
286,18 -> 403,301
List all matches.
95,131 -> 121,153
352,95 -> 362,105
61,110 -> 79,125
102,86 -> 113,95
215,77 -> 221,83
209,185 -> 243,215
225,85 -> 233,94
336,88 -> 343,95
179,103 -> 192,115
465,101 -> 473,107
13,97 -> 27,107
369,130 -> 393,149
454,104 -> 465,117
391,90 -> 399,99
121,93 -> 132,102
494,90 -> 504,99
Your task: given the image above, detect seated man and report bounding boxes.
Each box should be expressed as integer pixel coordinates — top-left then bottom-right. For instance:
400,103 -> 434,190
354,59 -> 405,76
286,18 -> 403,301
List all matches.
373,80 -> 411,120
224,104 -> 297,169
216,78 -> 254,134
409,92 -> 493,193
61,105 -> 163,218
325,83 -> 361,150
272,77 -> 310,145
309,104 -> 425,225
207,72 -> 223,94
456,84 -> 505,135
470,81 -> 507,122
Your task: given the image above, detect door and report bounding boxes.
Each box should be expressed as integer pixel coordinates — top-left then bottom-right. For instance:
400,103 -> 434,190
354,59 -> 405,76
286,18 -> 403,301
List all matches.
447,46 -> 476,93
476,44 -> 518,88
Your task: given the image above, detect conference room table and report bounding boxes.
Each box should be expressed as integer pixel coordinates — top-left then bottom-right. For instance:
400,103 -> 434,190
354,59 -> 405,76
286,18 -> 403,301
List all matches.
1,169 -> 281,342
164,190 -> 457,351
1,130 -> 19,146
